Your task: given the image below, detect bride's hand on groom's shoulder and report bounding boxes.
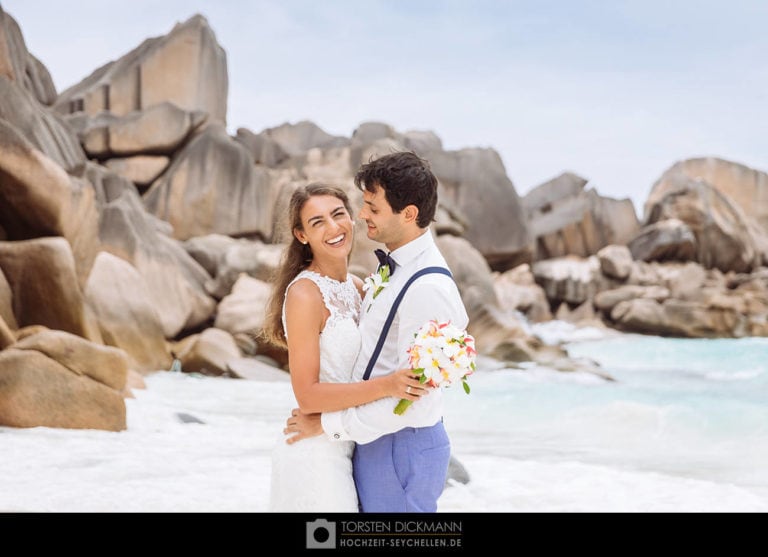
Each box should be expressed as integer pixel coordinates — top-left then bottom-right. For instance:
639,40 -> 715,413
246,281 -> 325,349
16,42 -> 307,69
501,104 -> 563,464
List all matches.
284,408 -> 323,444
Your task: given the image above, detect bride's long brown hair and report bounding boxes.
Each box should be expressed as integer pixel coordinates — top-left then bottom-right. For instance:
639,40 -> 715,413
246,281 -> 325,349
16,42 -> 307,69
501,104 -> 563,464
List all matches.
261,183 -> 354,349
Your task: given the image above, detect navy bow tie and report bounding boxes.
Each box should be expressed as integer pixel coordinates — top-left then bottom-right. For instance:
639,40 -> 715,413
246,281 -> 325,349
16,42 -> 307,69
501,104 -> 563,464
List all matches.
374,249 -> 397,276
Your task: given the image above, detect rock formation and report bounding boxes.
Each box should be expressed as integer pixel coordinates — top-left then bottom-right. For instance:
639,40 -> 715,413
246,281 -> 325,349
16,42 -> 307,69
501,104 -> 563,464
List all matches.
1,7 -> 766,433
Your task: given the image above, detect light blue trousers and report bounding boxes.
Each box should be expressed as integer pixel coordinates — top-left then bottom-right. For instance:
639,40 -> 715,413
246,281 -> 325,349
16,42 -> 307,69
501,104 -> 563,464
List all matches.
352,421 -> 450,513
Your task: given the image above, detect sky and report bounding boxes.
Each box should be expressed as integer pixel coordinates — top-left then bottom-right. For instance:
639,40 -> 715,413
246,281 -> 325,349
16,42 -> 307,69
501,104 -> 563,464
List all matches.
2,0 -> 767,216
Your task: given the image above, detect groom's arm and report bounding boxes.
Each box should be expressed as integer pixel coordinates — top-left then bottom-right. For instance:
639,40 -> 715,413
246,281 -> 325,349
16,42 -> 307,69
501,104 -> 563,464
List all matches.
321,277 -> 468,445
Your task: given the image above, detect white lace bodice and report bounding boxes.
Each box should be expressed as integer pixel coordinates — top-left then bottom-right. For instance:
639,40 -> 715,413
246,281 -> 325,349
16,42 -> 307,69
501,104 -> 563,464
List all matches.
282,270 -> 362,383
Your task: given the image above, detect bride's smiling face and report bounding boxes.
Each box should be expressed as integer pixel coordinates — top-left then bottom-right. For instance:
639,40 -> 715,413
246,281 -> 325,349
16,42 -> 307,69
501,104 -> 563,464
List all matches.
294,194 -> 354,261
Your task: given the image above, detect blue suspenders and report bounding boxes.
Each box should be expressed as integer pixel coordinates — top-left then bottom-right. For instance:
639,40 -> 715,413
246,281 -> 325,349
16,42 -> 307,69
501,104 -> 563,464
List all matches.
361,266 -> 453,381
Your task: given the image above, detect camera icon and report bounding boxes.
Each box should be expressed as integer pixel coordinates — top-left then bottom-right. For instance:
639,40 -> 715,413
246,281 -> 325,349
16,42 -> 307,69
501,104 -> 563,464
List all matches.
306,519 -> 336,549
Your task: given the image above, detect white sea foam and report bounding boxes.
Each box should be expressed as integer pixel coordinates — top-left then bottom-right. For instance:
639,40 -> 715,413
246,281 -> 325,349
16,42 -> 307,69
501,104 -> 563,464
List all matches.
1,335 -> 766,513
530,320 -> 620,345
437,455 -> 768,513
704,369 -> 764,381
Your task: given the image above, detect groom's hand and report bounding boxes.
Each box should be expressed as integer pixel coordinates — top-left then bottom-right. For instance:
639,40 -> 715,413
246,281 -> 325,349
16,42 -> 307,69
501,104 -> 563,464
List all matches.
284,408 -> 323,444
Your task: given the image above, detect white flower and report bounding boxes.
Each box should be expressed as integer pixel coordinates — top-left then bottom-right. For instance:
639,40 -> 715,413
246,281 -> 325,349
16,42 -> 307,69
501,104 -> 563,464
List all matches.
362,265 -> 391,311
363,271 -> 388,295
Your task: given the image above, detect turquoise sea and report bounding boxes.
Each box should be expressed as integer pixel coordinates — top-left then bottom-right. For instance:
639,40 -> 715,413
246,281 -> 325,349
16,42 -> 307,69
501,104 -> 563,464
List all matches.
1,322 -> 765,513
438,324 -> 768,512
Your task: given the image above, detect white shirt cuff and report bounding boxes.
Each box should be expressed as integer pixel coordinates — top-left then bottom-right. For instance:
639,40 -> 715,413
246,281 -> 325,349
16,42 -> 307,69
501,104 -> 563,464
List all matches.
320,410 -> 350,442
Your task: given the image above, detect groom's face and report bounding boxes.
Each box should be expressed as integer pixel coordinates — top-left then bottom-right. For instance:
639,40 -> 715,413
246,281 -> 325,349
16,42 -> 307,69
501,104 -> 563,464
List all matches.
358,184 -> 406,248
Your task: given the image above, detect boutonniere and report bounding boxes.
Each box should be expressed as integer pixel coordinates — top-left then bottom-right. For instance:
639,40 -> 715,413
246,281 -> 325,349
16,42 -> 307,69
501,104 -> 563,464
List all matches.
362,265 -> 391,311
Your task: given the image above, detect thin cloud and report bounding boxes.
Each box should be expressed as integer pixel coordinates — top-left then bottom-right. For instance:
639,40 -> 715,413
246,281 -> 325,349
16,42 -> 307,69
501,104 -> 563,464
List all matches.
2,0 -> 765,217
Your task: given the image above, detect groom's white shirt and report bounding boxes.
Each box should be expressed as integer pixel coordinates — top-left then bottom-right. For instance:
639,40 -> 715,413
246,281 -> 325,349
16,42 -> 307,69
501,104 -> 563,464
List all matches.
321,228 -> 469,444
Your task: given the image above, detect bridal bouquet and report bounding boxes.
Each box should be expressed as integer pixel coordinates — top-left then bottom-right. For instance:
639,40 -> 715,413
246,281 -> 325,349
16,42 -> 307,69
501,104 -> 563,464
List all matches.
394,319 -> 476,415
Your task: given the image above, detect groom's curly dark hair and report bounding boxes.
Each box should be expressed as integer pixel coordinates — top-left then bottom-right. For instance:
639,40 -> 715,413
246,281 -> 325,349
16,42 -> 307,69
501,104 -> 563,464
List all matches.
354,151 -> 438,228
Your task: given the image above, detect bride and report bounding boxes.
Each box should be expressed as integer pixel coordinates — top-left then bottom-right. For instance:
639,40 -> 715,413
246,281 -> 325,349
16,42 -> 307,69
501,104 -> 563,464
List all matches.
261,183 -> 425,512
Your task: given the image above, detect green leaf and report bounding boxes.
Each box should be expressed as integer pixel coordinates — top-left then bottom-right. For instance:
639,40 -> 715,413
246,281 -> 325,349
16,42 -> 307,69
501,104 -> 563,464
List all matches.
462,381 -> 470,394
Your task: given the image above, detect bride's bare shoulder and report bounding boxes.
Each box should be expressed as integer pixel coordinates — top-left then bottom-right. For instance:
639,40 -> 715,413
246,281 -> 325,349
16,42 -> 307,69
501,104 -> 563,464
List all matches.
285,277 -> 323,304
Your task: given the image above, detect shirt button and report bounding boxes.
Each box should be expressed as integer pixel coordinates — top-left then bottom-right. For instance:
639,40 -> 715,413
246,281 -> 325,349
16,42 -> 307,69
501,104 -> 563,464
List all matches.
333,433 -> 341,439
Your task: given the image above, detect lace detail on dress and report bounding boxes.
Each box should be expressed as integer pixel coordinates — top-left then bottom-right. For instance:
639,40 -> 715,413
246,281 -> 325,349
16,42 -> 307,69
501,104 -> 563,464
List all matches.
282,270 -> 362,335
281,270 -> 362,385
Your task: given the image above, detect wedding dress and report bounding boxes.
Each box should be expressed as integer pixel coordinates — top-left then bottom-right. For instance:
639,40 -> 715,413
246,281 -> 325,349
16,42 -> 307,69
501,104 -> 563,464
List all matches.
269,270 -> 362,512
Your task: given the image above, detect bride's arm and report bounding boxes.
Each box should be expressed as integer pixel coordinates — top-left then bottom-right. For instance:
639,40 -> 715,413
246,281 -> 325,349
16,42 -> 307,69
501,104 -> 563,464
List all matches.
284,280 -> 424,414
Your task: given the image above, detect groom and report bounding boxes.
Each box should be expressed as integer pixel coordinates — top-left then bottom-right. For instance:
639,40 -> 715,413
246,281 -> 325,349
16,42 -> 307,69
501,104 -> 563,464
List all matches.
284,150 -> 469,513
